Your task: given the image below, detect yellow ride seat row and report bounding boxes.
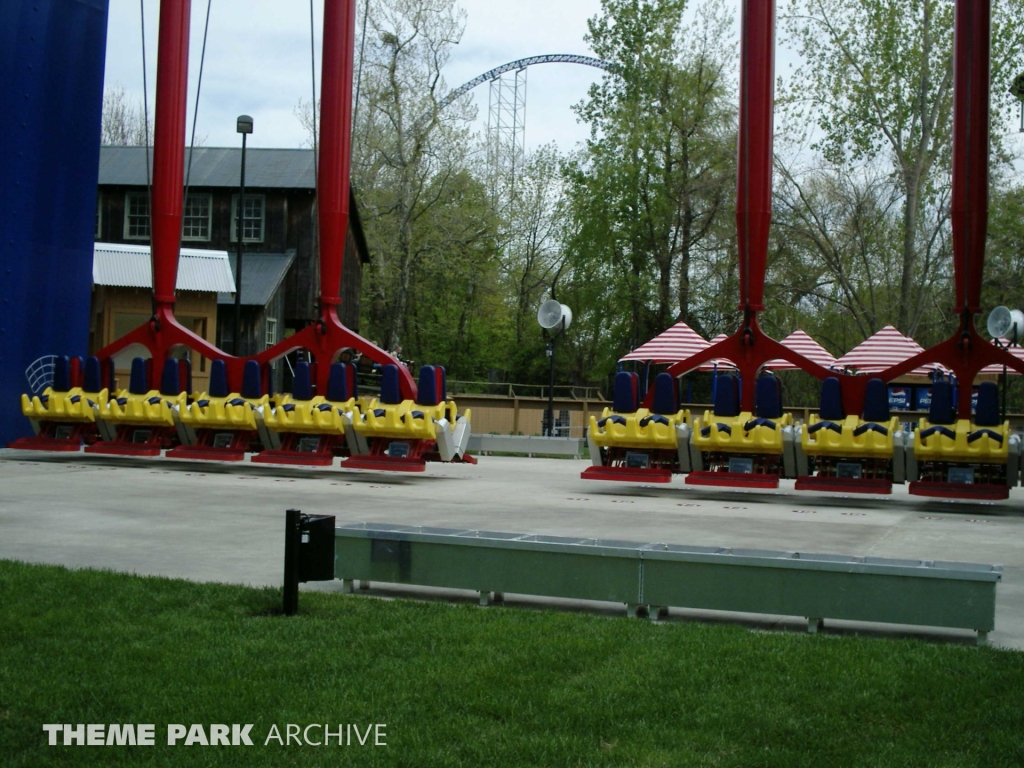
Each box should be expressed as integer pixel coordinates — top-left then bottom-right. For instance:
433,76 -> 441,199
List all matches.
691,375 -> 791,455
914,381 -> 1009,464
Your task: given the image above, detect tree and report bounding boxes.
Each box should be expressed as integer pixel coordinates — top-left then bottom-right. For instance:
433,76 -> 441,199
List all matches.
780,0 -> 1024,336
565,0 -> 736,359
101,85 -> 151,146
352,0 -> 500,375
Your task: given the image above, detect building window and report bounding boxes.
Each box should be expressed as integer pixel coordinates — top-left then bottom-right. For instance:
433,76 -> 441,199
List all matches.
124,192 -> 150,240
265,318 -> 278,349
182,194 -> 212,241
95,193 -> 102,239
230,194 -> 265,243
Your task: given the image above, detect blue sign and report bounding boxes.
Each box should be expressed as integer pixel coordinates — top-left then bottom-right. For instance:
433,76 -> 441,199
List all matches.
887,387 -> 911,411
914,387 -> 932,411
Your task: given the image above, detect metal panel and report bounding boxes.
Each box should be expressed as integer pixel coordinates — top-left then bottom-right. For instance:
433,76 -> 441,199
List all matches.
335,524 -> 1001,633
216,252 -> 296,307
98,146 -> 317,190
0,0 -> 109,445
93,243 -> 236,293
335,524 -> 642,604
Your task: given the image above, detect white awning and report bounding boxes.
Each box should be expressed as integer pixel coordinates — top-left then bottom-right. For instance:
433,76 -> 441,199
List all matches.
93,242 -> 236,293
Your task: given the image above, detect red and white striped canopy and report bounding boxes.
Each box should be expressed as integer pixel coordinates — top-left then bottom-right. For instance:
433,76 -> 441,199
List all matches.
703,334 -> 738,371
619,323 -> 735,371
620,322 -> 708,363
765,330 -> 837,372
835,325 -> 941,376
980,341 -> 1024,375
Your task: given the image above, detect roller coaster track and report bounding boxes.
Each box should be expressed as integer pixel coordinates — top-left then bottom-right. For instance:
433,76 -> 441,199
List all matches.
438,54 -> 615,113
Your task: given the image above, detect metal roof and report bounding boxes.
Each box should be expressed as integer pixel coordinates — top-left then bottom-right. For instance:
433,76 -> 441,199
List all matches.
93,242 -> 236,293
217,251 -> 296,307
98,146 -> 316,189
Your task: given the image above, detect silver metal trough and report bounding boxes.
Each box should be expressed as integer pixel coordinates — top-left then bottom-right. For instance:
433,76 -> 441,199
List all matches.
334,523 -> 1002,644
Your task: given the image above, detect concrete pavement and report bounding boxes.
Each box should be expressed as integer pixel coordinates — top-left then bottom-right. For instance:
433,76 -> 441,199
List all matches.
1,448 -> 1021,648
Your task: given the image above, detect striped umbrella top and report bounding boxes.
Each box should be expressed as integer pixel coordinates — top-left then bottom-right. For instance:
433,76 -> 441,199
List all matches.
835,325 -> 942,376
765,330 -> 838,372
620,322 -> 709,363
980,341 -> 1024,375
704,334 -> 738,371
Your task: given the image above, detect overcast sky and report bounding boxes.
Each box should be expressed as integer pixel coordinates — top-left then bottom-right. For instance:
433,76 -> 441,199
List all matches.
102,0 -> 749,153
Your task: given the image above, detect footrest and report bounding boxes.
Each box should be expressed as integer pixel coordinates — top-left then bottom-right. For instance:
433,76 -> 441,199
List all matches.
166,445 -> 248,462
908,481 -> 1009,500
342,455 -> 427,472
685,470 -> 779,489
9,435 -> 85,452
85,442 -> 162,457
84,425 -> 174,456
795,475 -> 892,494
581,466 -> 673,483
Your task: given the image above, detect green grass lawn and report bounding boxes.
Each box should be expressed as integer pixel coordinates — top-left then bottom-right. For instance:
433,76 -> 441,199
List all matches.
2,560 -> 1023,767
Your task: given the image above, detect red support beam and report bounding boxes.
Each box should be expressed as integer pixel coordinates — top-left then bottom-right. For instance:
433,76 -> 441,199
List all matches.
317,0 -> 356,309
951,0 -> 990,318
735,0 -> 775,313
151,0 -> 192,307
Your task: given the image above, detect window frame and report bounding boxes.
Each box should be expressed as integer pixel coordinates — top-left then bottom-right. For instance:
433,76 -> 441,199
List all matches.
230,193 -> 266,244
181,193 -> 213,242
123,191 -> 151,241
265,317 -> 278,349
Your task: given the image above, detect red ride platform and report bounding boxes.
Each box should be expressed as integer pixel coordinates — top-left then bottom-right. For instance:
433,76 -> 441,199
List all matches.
580,466 -> 673,483
795,476 -> 893,495
685,471 -> 780,489
908,481 -> 1009,501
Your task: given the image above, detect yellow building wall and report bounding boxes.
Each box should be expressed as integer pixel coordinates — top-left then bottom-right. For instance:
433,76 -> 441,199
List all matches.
90,286 -> 220,393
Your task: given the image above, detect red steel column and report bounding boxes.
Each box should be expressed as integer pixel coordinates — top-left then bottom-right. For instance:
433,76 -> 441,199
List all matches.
151,0 -> 192,307
735,0 -> 775,313
951,0 -> 990,316
317,0 -> 357,309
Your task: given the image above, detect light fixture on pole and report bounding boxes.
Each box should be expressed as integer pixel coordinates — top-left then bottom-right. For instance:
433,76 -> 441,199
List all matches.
1011,73 -> 1024,133
537,299 -> 572,437
233,114 -> 253,356
986,306 -> 1024,421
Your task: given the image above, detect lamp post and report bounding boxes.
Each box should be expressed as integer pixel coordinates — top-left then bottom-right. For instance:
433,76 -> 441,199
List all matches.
537,300 -> 572,436
233,114 -> 253,355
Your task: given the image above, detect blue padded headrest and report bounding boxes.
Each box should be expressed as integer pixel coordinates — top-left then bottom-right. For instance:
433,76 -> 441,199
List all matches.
975,381 -> 999,427
417,365 -> 440,406
241,360 -> 262,400
129,357 -> 149,395
756,375 -> 783,419
713,375 -> 739,417
326,363 -> 350,401
52,355 -> 71,393
292,362 -> 313,401
651,373 -> 678,415
380,364 -> 403,405
862,378 -> 890,423
159,358 -> 180,396
82,356 -> 103,393
928,380 -> 955,425
613,371 -> 639,414
819,377 -> 844,421
209,359 -> 229,398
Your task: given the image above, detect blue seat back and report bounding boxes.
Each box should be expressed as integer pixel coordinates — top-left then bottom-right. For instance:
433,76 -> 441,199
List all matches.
159,358 -> 181,396
241,360 -> 262,400
755,375 -> 783,419
612,371 -> 639,413
292,362 -> 313,401
327,362 -> 357,401
713,375 -> 740,417
129,357 -> 149,395
52,355 -> 71,393
651,372 -> 678,415
209,359 -> 229,398
82,356 -> 103,393
928,380 -> 955,425
975,381 -> 999,427
380,364 -> 403,405
819,377 -> 844,421
862,378 -> 890,422
417,365 -> 440,406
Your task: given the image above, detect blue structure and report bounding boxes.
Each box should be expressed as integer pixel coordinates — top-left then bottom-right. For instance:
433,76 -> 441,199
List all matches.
0,0 -> 109,444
